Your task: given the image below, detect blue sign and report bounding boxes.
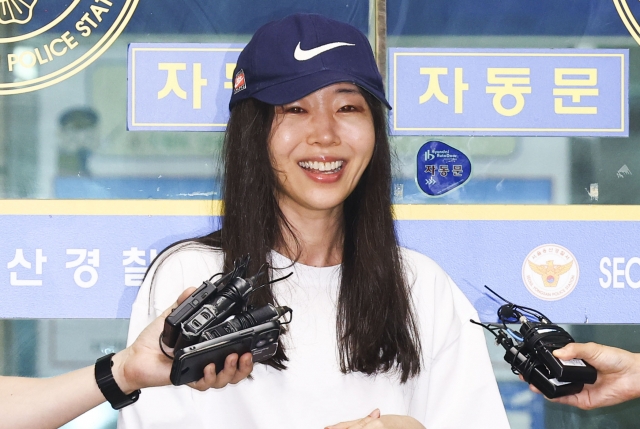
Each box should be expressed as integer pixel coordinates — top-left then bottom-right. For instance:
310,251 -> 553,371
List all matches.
0,215 -> 212,318
3,213 -> 640,323
388,48 -> 628,137
128,43 -> 243,131
416,141 -> 471,196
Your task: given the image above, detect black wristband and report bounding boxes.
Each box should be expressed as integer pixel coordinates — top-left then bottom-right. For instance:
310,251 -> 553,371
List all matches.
95,353 -> 141,410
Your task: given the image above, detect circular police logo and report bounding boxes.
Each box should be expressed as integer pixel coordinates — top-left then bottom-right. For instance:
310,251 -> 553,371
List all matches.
0,0 -> 138,94
615,0 -> 640,46
522,244 -> 579,301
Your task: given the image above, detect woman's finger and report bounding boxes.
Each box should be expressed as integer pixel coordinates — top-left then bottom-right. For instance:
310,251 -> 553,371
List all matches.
326,410 -> 380,429
349,416 -> 375,428
325,418 -> 362,429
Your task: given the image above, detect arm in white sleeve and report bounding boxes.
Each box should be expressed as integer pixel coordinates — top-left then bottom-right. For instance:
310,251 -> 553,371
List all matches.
423,276 -> 509,429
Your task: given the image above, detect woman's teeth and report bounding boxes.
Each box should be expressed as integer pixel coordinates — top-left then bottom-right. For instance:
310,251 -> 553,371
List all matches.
298,160 -> 344,173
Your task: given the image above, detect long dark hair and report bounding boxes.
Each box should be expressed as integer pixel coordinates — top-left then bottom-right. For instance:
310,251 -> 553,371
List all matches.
160,90 -> 422,381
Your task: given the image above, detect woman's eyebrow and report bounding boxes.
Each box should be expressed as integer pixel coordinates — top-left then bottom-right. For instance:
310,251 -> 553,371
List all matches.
334,87 -> 360,95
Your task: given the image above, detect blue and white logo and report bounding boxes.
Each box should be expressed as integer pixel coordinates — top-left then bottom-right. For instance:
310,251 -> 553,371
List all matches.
416,141 -> 471,196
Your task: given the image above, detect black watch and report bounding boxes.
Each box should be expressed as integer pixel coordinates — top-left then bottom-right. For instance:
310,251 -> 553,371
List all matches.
95,353 -> 141,410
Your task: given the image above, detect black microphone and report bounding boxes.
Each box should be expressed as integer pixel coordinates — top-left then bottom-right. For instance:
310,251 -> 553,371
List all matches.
498,304 -> 518,322
200,305 -> 291,341
174,272 -> 264,349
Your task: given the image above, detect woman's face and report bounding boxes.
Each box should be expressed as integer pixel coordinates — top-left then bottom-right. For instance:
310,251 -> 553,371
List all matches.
268,82 -> 375,215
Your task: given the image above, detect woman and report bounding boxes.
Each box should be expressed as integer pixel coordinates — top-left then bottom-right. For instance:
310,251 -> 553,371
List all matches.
120,13 -> 509,429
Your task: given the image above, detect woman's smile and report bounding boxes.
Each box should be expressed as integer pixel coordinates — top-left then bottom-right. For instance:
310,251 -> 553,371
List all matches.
269,82 -> 375,213
297,159 -> 344,173
297,158 -> 346,183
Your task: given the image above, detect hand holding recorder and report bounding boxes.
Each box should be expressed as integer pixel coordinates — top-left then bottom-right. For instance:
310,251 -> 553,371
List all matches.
0,287 -> 246,429
472,286 -> 597,399
526,342 -> 640,409
161,255 -> 292,386
125,285 -> 254,392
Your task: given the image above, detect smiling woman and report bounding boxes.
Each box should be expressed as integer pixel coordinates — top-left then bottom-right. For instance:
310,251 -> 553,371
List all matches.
270,84 -> 375,237
119,13 -> 510,429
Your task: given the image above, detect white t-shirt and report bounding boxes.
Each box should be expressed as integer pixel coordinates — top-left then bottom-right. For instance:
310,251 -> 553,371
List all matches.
118,246 -> 509,429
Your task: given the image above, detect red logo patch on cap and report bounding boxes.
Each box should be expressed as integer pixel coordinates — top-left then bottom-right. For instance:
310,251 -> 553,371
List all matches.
233,69 -> 246,94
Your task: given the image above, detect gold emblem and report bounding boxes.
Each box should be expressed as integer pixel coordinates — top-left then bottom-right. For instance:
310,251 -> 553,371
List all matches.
0,0 -> 37,25
0,0 -> 139,94
527,260 -> 573,288
615,0 -> 640,46
522,244 -> 579,301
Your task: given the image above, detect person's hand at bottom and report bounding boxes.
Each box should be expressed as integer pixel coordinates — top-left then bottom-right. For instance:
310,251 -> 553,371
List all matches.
325,409 -> 425,429
523,342 -> 640,409
188,352 -> 254,391
111,287 -> 253,393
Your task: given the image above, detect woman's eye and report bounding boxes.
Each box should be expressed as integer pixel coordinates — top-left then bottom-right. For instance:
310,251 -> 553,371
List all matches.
339,105 -> 359,112
285,106 -> 305,114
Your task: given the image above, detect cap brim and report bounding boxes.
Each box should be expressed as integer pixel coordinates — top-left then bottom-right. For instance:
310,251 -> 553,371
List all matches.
249,69 -> 392,110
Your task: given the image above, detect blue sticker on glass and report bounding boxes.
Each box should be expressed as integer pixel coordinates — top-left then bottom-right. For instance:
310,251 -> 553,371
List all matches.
417,141 -> 471,196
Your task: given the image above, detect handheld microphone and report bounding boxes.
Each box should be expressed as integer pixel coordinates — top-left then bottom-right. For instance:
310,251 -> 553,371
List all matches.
471,285 -> 597,398
174,271 -> 265,349
162,270 -> 234,347
494,330 -> 584,399
200,304 -> 292,341
166,255 -> 293,386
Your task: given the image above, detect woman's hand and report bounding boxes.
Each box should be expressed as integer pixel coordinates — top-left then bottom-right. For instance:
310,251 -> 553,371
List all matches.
525,342 -> 640,409
111,287 -> 254,393
325,410 -> 425,429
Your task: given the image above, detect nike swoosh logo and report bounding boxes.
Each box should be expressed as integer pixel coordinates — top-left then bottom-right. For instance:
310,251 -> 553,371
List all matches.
293,42 -> 355,61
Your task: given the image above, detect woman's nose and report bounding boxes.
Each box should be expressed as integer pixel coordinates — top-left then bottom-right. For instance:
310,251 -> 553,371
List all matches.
306,111 -> 340,146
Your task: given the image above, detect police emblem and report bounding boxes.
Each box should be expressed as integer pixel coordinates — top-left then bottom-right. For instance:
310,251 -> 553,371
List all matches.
522,244 -> 580,301
615,0 -> 640,46
0,0 -> 138,94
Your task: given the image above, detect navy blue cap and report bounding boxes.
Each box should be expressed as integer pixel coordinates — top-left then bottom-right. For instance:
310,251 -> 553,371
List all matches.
229,13 -> 390,110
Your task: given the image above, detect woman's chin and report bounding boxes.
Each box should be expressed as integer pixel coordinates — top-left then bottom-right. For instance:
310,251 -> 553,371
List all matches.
279,193 -> 347,214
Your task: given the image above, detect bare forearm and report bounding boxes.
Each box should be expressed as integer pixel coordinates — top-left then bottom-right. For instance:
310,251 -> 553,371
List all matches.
0,347 -> 144,429
0,365 -> 105,429
0,287 -> 228,428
